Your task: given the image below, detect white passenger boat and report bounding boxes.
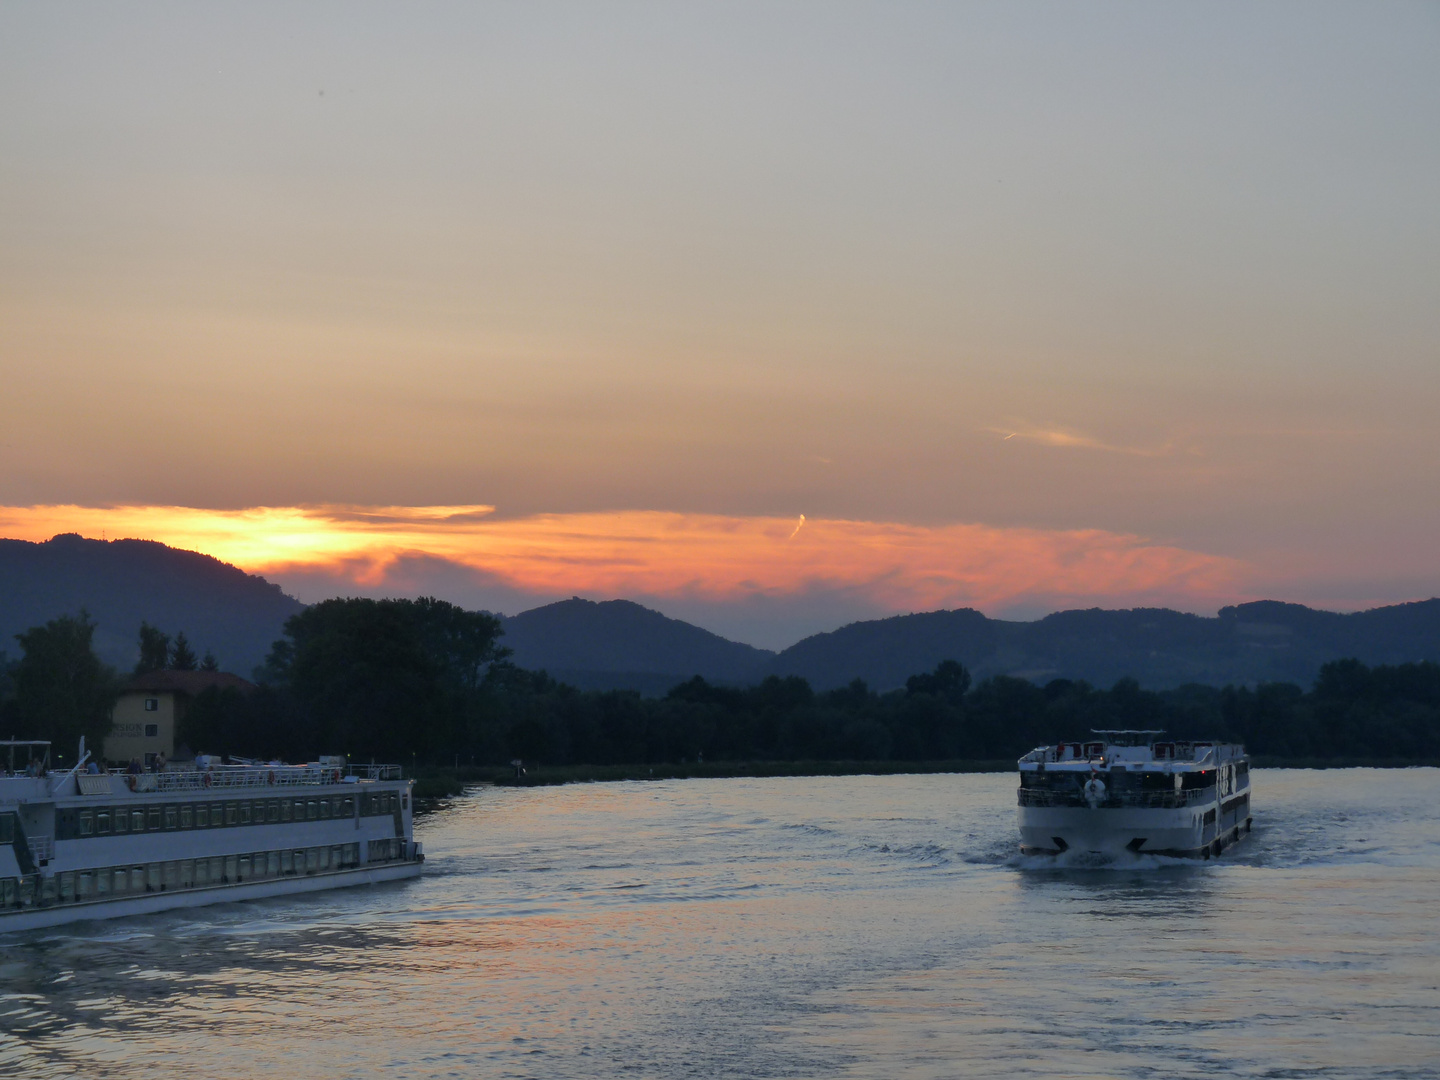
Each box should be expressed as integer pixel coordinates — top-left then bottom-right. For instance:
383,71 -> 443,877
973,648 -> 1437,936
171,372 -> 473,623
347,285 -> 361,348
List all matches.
0,740 -> 423,932
1017,730 -> 1252,859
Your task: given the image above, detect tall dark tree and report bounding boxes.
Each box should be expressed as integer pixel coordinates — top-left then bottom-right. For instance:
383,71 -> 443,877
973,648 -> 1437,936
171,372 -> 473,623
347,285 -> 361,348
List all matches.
10,612 -> 119,755
200,650 -> 219,672
135,622 -> 171,674
169,632 -> 198,671
262,597 -> 508,761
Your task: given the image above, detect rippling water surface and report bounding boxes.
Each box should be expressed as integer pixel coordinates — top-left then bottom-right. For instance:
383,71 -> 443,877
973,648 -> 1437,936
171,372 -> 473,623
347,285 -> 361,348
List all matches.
2,769 -> 1438,1078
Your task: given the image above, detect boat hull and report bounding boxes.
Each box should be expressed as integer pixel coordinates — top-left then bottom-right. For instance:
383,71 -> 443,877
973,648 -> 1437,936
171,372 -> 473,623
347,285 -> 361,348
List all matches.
1019,805 -> 1252,859
0,859 -> 423,934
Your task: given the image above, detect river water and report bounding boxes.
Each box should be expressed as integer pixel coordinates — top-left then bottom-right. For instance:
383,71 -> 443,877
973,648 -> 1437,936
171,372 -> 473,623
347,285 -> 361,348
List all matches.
2,769 -> 1438,1078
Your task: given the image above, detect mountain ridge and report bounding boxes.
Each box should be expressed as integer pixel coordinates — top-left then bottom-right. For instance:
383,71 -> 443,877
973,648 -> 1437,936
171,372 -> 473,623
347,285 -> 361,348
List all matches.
5,533 -> 1439,693
0,534 -> 304,674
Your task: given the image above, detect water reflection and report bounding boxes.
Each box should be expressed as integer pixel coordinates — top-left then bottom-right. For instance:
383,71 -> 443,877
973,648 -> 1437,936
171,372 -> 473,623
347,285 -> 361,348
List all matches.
2,770 -> 1438,1079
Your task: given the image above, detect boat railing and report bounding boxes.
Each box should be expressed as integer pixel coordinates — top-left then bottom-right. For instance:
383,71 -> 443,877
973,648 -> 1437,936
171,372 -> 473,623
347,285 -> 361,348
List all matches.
61,763 -> 406,794
1018,787 -> 1215,810
151,765 -> 371,792
345,764 -> 404,781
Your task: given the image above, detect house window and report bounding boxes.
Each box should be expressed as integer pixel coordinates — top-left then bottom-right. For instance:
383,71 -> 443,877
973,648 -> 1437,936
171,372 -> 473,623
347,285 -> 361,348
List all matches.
144,698 -> 159,712
144,724 -> 159,737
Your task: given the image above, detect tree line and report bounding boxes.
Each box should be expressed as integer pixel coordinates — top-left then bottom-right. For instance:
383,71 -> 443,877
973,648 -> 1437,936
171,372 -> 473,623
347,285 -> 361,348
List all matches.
0,613 -> 221,758
4,598 -> 1440,765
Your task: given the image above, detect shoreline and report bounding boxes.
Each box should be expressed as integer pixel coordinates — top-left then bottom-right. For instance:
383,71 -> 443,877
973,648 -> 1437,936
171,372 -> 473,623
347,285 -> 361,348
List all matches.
412,755 -> 1440,801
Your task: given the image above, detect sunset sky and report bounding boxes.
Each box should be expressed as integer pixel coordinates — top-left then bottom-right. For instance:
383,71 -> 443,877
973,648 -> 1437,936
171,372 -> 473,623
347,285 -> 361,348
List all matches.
2,3 -> 1437,648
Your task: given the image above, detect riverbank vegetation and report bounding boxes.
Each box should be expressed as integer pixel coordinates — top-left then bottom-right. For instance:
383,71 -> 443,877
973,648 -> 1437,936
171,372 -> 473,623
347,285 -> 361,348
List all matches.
5,598 -> 1440,774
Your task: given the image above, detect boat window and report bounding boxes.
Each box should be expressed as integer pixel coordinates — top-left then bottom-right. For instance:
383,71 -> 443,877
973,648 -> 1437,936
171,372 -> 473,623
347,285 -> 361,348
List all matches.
401,793 -> 409,811
267,802 -> 280,823
148,807 -> 161,830
306,800 -> 318,821
96,809 -> 111,834
238,804 -> 251,825
112,807 -> 127,833
194,805 -> 208,827
224,804 -> 237,826
131,809 -> 145,832
341,797 -> 354,816
1181,771 -> 1217,790
164,861 -> 180,889
95,868 -> 110,896
180,805 -> 193,828
164,806 -> 177,829
79,811 -> 94,837
280,850 -> 294,874
59,873 -> 75,902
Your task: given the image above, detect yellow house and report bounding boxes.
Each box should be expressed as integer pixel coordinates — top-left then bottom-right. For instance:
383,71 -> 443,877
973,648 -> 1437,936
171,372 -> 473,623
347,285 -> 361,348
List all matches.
105,670 -> 256,766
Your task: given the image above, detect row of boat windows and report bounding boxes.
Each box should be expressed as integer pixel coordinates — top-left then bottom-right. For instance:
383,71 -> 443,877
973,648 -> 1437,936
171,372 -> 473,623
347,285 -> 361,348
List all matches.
1,838 -> 407,910
1022,763 -> 1251,793
55,790 -> 404,841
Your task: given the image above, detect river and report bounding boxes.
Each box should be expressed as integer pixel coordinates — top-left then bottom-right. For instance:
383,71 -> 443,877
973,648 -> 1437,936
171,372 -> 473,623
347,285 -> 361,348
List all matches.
2,768 -> 1438,1078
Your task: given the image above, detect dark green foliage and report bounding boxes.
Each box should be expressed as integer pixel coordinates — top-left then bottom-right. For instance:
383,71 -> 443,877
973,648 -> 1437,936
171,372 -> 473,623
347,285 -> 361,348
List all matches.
4,612 -> 119,752
200,650 -> 219,672
179,600 -> 1440,770
253,597 -> 508,762
135,622 -> 170,674
169,631 -> 198,671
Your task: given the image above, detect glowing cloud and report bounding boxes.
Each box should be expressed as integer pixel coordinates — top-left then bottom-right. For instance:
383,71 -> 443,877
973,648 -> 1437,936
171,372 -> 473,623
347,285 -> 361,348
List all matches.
985,426 -> 1178,458
0,503 -> 1246,615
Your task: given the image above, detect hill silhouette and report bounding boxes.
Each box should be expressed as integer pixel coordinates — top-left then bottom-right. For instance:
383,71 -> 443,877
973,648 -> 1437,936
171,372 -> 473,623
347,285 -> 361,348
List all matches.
7,534 -> 1438,694
499,597 -> 774,693
764,599 -> 1440,691
0,534 -> 304,674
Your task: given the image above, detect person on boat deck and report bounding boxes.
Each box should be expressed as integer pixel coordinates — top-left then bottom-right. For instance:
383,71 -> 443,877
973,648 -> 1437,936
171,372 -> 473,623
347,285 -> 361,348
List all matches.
85,759 -> 100,774
154,751 -> 167,772
25,757 -> 42,777
127,758 -> 142,775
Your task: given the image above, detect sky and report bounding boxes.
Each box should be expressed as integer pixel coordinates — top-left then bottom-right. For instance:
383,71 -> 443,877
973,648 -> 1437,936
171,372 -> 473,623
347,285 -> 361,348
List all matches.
2,3 -> 1437,649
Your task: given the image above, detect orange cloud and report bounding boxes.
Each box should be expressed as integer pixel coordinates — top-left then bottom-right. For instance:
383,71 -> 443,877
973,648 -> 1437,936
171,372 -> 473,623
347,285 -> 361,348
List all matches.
0,504 -> 1246,613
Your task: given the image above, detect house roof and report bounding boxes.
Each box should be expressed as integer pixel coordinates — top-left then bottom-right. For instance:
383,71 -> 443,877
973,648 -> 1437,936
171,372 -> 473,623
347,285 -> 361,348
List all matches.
123,670 -> 257,695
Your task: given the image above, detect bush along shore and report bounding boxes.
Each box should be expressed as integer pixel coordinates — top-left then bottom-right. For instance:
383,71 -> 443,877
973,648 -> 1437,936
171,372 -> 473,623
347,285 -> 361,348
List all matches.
9,598 -> 1440,781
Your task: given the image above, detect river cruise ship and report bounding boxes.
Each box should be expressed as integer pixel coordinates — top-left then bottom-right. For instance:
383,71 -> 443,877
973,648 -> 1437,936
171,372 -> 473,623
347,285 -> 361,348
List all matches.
0,740 -> 423,933
1017,730 -> 1252,859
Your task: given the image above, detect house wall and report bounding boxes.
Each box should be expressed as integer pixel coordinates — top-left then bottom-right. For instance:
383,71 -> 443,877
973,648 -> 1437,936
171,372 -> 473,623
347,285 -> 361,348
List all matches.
105,692 -> 177,764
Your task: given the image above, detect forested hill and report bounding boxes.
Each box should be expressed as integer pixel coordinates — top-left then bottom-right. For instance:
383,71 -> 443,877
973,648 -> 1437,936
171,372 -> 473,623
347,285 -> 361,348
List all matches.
0,534 -> 303,674
500,598 -> 775,694
766,600 -> 1440,691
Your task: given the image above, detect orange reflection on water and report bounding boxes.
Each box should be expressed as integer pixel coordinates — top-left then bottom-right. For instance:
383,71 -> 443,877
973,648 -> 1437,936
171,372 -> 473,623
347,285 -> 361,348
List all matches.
0,503 -> 1245,612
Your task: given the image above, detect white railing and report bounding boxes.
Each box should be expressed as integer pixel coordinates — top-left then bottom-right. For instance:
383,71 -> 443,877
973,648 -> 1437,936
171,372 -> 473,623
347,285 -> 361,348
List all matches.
154,765 -> 354,791
65,763 -> 404,795
346,764 -> 403,780
77,774 -> 120,796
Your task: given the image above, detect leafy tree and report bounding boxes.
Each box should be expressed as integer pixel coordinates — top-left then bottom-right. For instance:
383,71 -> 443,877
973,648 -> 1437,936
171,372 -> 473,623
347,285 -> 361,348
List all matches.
169,632 -> 198,671
9,612 -> 119,755
135,622 -> 171,674
262,597 -> 508,761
